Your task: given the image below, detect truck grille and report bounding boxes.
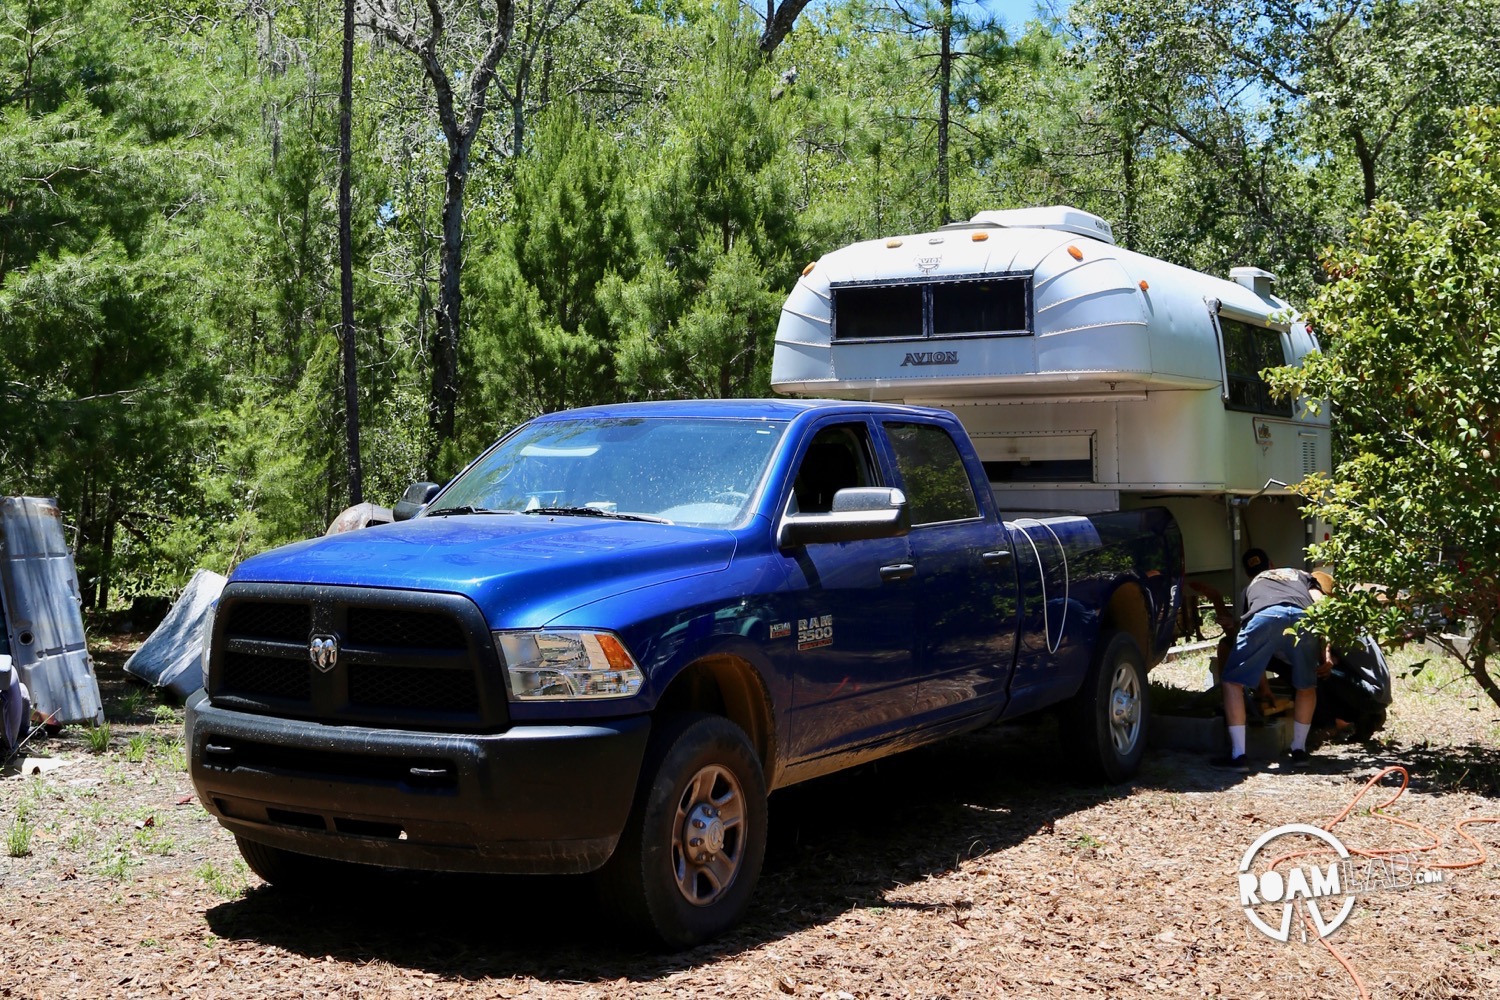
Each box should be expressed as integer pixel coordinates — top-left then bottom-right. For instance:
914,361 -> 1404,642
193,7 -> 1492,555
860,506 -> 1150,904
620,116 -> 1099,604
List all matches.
226,602 -> 311,642
209,585 -> 504,731
223,651 -> 313,701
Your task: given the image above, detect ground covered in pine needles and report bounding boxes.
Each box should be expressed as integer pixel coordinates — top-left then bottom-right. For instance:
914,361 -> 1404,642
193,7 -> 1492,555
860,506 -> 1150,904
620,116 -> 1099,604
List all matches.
4,636 -> 1500,999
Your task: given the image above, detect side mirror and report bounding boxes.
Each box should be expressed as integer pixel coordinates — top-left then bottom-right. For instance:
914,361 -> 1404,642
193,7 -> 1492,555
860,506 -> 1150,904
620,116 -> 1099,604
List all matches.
777,487 -> 910,548
393,481 -> 442,521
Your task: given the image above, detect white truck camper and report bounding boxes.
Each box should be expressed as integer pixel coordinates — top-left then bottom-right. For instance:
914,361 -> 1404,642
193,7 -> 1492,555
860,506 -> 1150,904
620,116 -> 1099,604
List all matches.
770,206 -> 1331,608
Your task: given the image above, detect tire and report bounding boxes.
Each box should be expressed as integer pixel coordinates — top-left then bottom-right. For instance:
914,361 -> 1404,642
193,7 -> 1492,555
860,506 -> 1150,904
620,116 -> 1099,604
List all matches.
601,713 -> 768,949
1062,630 -> 1149,783
1351,706 -> 1387,743
234,835 -> 370,890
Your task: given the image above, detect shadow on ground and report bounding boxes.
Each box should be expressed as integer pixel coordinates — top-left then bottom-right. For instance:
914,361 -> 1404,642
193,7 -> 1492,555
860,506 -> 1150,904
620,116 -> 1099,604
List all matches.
1359,739 -> 1500,797
203,714 -> 1249,983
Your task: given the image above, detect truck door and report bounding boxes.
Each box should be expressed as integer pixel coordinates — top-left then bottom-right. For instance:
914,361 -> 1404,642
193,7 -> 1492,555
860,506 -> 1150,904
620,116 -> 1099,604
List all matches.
777,420 -> 918,761
881,420 -> 1020,723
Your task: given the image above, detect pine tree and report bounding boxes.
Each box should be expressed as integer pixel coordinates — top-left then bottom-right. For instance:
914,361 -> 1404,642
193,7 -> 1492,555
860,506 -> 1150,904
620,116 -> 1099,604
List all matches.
605,20 -> 801,400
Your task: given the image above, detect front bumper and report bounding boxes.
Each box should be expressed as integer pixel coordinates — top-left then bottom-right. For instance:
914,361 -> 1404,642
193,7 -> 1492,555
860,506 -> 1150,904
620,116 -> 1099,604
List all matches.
185,691 -> 650,874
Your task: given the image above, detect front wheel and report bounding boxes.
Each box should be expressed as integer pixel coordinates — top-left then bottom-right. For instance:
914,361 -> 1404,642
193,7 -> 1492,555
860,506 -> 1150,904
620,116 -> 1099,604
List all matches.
1062,630 -> 1149,783
234,835 -> 372,890
601,713 -> 768,949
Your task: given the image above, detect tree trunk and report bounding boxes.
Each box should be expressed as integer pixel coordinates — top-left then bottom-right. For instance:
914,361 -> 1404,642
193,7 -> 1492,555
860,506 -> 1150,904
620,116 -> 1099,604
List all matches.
936,0 -> 952,226
1466,616 -> 1500,712
1353,129 -> 1378,208
361,0 -> 515,470
1120,123 -> 1138,251
97,494 -> 117,613
430,145 -> 470,457
759,0 -> 812,54
339,0 -> 363,505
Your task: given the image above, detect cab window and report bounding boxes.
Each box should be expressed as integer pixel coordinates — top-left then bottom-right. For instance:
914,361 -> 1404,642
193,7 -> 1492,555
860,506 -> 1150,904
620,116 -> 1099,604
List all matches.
790,424 -> 877,514
884,422 -> 981,525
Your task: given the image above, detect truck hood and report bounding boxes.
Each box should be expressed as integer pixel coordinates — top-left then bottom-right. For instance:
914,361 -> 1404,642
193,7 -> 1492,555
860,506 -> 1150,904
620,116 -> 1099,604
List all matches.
229,514 -> 738,627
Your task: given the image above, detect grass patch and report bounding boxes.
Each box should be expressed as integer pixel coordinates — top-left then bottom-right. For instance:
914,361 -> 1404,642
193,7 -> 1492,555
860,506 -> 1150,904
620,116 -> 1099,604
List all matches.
83,724 -> 112,754
196,859 -> 249,900
125,732 -> 150,764
93,841 -> 141,882
6,818 -> 35,857
114,688 -> 148,719
63,825 -> 92,852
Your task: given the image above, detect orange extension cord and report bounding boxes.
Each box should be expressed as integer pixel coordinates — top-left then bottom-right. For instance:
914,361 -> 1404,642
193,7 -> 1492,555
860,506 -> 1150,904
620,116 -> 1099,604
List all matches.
1263,765 -> 1500,999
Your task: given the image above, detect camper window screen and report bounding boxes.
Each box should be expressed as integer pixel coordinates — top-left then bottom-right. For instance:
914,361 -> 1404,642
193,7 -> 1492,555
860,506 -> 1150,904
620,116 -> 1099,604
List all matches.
832,276 -> 1030,340
1221,318 -> 1293,416
833,285 -> 923,339
931,278 -> 1027,335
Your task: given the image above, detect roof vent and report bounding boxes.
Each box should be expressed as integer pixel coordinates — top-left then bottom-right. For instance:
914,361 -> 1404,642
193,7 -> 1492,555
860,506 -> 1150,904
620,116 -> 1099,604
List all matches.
1229,267 -> 1276,297
966,206 -> 1115,245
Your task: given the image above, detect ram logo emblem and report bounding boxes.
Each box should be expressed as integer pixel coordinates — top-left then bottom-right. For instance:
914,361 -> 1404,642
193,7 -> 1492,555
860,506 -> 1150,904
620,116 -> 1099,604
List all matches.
309,634 -> 340,672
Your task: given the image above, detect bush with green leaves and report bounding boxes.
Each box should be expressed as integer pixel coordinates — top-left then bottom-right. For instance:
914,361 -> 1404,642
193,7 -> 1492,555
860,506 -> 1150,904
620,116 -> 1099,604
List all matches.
1269,106 -> 1500,710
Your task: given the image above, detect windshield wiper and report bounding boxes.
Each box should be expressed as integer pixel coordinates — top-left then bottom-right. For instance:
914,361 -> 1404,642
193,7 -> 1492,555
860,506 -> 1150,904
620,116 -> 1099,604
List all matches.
424,505 -> 514,517
521,506 -> 671,524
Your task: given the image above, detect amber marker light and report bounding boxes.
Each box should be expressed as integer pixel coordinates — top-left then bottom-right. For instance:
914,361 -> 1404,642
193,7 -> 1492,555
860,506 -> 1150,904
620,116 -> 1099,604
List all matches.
597,633 -> 635,671
802,261 -> 816,276
971,232 -> 989,242
1139,279 -> 1149,291
886,239 -> 904,248
1067,245 -> 1084,260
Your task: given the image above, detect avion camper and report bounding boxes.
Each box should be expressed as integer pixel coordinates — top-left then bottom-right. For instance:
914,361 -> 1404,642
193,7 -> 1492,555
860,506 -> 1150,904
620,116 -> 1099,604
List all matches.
770,206 -> 1331,603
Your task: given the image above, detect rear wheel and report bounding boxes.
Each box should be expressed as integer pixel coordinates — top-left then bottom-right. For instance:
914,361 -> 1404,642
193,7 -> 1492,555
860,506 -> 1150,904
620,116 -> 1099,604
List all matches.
1063,630 -> 1149,782
601,713 -> 767,949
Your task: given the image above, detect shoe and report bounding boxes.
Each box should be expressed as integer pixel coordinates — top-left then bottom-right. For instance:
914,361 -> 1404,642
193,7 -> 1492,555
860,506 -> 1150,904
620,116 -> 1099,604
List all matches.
1284,748 -> 1312,769
1210,753 -> 1252,773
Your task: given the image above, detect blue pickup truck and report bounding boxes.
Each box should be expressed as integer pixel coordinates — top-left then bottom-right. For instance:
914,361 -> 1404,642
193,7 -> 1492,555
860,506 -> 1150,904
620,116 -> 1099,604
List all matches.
186,399 -> 1182,946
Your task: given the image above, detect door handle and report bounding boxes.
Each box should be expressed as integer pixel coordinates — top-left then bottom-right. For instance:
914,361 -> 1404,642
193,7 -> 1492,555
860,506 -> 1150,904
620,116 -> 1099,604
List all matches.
982,550 -> 1013,566
879,562 -> 916,582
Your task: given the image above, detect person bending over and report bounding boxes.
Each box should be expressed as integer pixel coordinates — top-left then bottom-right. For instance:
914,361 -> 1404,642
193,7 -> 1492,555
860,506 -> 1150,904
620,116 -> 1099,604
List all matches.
1213,557 -> 1332,772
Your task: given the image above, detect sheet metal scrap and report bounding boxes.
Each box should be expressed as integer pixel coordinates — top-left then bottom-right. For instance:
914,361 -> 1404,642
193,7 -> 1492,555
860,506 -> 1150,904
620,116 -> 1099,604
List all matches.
0,497 -> 105,726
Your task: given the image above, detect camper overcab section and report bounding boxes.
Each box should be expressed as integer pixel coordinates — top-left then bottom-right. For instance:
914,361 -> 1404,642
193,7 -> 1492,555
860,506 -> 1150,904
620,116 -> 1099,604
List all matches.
770,206 -> 1331,599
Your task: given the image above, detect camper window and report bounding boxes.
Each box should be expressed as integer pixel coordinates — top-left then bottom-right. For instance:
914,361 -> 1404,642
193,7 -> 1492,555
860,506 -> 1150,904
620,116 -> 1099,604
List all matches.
832,276 -> 1030,341
884,423 -> 982,525
931,278 -> 1028,336
1221,317 -> 1293,416
833,285 -> 923,339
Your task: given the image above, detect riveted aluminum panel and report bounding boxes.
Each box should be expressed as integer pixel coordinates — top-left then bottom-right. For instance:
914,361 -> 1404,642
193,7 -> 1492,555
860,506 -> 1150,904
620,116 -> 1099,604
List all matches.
0,497 -> 105,726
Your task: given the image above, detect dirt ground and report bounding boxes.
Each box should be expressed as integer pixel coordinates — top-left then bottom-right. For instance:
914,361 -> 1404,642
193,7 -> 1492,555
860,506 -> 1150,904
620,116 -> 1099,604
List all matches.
4,635 -> 1500,1000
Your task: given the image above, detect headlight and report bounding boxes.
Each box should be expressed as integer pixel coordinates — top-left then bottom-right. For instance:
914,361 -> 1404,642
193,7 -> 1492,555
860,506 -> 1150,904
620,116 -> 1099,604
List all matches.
493,630 -> 644,701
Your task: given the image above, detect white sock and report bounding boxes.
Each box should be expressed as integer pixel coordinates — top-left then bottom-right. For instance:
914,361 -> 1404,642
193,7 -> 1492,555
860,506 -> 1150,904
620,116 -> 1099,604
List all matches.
1229,725 -> 1247,757
1292,722 -> 1311,752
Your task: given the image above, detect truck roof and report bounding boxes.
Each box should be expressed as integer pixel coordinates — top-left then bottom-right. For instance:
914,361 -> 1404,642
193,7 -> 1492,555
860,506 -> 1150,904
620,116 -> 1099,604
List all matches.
529,398 -> 953,421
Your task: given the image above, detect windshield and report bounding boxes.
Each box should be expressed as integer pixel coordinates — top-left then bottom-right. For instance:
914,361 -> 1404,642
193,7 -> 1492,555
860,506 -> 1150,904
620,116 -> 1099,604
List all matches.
430,416 -> 789,526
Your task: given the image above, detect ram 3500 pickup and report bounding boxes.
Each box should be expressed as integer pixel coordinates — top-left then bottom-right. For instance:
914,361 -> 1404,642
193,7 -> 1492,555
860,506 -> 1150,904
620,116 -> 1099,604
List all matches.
186,399 -> 1183,946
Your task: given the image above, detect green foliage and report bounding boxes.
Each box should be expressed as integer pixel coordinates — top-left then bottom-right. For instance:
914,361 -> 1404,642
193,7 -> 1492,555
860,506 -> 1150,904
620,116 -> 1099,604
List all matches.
196,858 -> 248,900
4,0 -> 1496,607
84,724 -> 111,754
462,100 -> 635,446
1268,107 -> 1500,710
125,732 -> 150,764
6,817 -> 35,858
605,19 -> 801,399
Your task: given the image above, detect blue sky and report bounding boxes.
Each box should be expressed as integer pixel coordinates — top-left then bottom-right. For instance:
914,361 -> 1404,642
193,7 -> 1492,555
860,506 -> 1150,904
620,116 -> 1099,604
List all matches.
980,0 -> 1068,32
